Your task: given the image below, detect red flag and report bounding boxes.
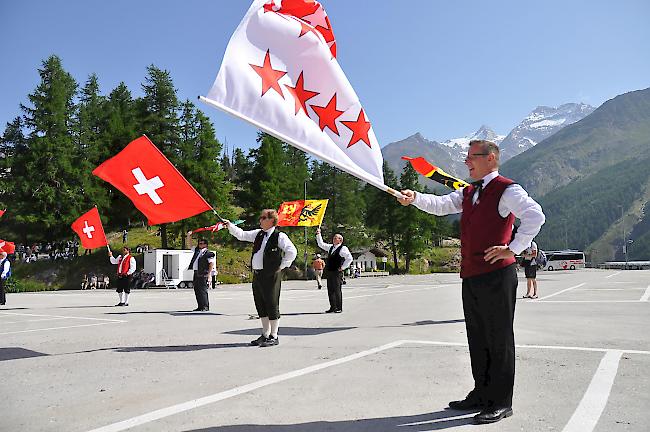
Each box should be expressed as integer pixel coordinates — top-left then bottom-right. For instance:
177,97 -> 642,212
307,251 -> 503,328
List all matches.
0,209 -> 5,218
71,207 -> 108,249
92,136 -> 212,225
0,239 -> 15,254
402,156 -> 470,191
191,222 -> 225,234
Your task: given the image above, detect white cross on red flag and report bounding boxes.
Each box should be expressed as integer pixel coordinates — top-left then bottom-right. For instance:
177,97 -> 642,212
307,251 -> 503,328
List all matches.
71,207 -> 108,249
92,136 -> 213,225
201,0 -> 398,195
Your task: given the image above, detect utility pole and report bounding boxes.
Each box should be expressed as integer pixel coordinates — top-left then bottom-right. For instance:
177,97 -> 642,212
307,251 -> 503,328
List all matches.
620,205 -> 627,268
304,179 -> 308,276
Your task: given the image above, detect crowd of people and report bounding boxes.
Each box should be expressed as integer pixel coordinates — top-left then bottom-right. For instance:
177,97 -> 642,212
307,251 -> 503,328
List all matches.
14,240 -> 80,263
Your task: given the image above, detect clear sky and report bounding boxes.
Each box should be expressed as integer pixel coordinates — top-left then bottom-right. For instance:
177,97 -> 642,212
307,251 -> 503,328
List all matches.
1,0 -> 649,151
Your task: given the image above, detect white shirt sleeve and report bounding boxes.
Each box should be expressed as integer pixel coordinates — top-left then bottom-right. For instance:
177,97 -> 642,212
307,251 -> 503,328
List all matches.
278,233 -> 297,269
228,223 -> 260,243
412,189 -> 464,216
499,184 -> 545,255
109,255 -> 120,265
1,261 -> 9,279
316,233 -> 333,251
127,256 -> 137,275
340,246 -> 353,270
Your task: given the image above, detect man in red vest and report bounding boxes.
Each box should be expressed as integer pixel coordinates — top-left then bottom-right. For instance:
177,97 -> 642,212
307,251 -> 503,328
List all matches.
398,140 -> 545,424
108,246 -> 136,306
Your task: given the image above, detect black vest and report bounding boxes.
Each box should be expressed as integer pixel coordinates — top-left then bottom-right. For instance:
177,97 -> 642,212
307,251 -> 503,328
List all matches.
326,244 -> 344,271
189,248 -> 215,277
252,230 -> 282,272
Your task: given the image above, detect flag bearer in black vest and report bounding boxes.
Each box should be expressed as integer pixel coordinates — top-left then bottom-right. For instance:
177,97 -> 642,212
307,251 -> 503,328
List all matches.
316,229 -> 353,313
185,233 -> 216,312
225,209 -> 297,347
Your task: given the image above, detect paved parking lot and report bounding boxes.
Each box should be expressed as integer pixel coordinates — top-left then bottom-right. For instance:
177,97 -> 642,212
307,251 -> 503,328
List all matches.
1,269 -> 649,431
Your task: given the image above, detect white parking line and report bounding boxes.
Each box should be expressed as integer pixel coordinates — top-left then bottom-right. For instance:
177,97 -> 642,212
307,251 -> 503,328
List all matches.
562,350 -> 623,432
0,312 -> 126,322
605,272 -> 621,279
537,283 -> 586,301
640,285 -> 650,302
85,339 -> 649,432
0,317 -> 69,325
0,322 -> 125,335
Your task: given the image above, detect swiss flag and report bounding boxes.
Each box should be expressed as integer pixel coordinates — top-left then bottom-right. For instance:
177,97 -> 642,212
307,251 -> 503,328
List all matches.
92,136 -> 212,225
71,207 -> 108,249
0,239 -> 15,254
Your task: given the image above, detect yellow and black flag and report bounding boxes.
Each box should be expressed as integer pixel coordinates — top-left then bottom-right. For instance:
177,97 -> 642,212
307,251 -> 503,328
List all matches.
277,200 -> 329,227
402,156 -> 469,191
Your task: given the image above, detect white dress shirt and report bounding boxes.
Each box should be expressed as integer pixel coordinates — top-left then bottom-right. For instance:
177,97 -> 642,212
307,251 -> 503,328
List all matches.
109,254 -> 136,275
412,171 -> 545,255
190,247 -> 216,271
0,259 -> 10,279
316,234 -> 353,270
228,224 -> 297,270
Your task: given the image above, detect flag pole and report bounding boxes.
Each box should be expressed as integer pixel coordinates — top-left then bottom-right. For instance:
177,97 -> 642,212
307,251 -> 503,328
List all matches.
199,96 -> 405,200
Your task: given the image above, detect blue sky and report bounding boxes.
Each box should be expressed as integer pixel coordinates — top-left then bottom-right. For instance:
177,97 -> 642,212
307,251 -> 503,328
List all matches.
1,0 -> 649,151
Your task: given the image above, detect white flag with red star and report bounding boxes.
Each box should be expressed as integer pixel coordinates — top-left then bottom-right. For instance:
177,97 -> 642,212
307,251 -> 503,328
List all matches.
201,0 -> 396,194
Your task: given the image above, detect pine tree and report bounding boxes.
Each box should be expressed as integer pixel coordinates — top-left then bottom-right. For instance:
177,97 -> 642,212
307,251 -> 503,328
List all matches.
396,164 -> 430,272
139,65 -> 180,247
13,55 -> 83,241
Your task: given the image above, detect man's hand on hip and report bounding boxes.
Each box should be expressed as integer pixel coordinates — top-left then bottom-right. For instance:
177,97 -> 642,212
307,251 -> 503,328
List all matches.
484,245 -> 515,264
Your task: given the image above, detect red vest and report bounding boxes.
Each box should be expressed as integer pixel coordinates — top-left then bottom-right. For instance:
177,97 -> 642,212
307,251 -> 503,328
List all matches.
117,254 -> 131,276
460,175 -> 516,278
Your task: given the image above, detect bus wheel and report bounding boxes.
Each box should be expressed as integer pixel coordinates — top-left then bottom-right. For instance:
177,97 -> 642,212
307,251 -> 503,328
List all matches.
570,265 -> 575,270
178,281 -> 186,289
547,266 -> 554,271
187,281 -> 194,289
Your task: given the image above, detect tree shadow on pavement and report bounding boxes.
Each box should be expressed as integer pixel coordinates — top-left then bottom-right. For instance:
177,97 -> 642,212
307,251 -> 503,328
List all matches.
68,342 -> 250,355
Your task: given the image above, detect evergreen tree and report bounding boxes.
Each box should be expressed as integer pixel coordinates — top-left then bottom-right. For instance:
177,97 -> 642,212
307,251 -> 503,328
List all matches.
246,133 -> 286,217
396,164 -> 431,272
13,55 -> 83,241
364,162 -> 402,270
139,65 -> 180,247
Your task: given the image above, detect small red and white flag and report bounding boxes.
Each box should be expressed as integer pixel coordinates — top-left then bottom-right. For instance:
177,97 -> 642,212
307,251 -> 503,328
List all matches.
0,209 -> 5,219
201,0 -> 399,196
92,136 -> 213,225
192,222 -> 226,234
0,239 -> 15,254
71,207 -> 109,250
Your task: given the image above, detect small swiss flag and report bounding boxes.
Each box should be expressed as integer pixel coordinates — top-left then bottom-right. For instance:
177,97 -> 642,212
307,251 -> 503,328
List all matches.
0,239 -> 15,254
92,136 -> 212,225
71,207 -> 108,249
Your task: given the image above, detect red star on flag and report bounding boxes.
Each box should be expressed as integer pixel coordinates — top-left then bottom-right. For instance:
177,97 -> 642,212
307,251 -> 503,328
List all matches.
311,94 -> 344,135
284,72 -> 319,115
342,108 -> 372,148
298,20 -> 320,39
250,50 -> 287,98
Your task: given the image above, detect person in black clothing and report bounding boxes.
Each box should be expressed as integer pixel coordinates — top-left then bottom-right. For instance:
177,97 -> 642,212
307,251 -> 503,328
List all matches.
185,232 -> 216,312
224,209 -> 297,347
316,228 -> 353,313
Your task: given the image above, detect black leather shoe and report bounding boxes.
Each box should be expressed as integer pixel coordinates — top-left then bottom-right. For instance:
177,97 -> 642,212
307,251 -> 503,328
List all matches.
334,309 -> 342,313
259,336 -> 279,347
192,308 -> 202,311
448,398 -> 482,411
250,335 -> 267,346
473,407 -> 513,424
325,309 -> 335,313
115,303 -> 125,307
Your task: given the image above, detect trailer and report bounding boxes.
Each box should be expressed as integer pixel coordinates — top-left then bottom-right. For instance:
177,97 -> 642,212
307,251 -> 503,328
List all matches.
143,249 -> 195,288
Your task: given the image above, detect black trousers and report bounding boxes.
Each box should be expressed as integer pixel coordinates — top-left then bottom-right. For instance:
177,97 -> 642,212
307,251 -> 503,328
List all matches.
193,273 -> 209,310
462,264 -> 517,408
115,276 -> 132,293
326,270 -> 343,311
0,278 -> 6,304
252,269 -> 282,320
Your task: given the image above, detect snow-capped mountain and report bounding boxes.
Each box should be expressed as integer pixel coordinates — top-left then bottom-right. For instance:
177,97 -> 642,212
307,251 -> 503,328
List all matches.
499,103 -> 595,160
441,125 -> 505,151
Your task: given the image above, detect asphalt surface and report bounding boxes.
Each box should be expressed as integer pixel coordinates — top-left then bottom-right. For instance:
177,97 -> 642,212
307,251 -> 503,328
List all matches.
1,268 -> 649,431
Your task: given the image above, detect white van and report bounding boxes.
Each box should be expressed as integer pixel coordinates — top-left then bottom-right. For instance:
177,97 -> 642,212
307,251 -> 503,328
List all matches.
543,250 -> 585,271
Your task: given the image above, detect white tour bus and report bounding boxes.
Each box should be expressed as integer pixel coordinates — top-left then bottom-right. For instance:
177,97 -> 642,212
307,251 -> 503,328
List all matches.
543,250 -> 586,271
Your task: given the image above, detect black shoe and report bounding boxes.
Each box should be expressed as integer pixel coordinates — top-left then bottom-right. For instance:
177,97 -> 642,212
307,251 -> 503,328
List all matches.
250,335 -> 267,346
325,309 -> 335,313
115,303 -> 125,307
123,303 -> 129,306
259,336 -> 279,347
199,308 -> 209,311
448,398 -> 482,411
473,407 -> 513,424
193,308 -> 202,311
334,309 -> 342,313
317,286 -> 322,289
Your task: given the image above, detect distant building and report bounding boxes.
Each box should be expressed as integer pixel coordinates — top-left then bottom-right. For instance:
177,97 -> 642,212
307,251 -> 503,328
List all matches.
351,248 -> 389,271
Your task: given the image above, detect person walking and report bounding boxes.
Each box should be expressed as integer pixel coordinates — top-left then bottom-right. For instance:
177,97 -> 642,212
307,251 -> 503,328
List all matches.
108,246 -> 136,306
398,140 -> 545,424
224,209 -> 297,347
316,229 -> 353,313
311,254 -> 325,289
185,232 -> 216,311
